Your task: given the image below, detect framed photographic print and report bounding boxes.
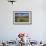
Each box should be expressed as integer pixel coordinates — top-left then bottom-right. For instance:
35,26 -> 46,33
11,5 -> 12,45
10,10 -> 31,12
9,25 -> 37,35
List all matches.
13,11 -> 32,25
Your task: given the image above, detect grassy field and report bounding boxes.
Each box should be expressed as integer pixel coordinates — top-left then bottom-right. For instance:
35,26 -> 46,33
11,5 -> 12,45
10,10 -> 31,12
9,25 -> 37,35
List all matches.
15,16 -> 29,22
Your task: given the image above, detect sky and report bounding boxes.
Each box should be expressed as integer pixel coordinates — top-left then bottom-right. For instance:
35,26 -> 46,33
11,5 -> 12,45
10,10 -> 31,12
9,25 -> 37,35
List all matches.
15,13 -> 29,16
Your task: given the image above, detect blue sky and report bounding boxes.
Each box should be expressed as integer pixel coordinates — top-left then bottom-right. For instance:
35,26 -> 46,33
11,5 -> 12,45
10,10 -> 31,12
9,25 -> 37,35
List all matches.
15,13 -> 29,16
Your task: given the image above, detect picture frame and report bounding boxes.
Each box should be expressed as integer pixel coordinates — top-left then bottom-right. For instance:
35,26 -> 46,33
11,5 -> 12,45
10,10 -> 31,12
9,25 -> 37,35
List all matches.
13,11 -> 32,25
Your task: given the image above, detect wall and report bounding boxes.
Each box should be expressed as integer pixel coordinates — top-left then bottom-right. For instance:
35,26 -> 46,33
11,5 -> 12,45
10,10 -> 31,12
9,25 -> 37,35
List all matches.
0,0 -> 46,41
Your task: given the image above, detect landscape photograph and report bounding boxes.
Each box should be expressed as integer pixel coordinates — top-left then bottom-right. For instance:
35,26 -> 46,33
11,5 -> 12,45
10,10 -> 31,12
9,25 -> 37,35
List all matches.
15,13 -> 29,22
